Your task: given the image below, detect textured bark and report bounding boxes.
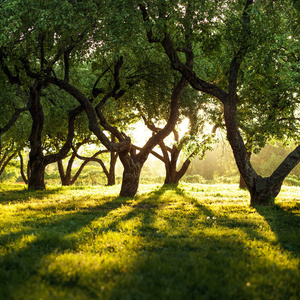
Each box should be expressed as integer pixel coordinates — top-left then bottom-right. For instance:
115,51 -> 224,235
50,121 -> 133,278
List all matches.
28,81 -> 45,190
119,152 -> 142,197
107,151 -> 118,186
28,81 -> 80,189
239,151 -> 252,189
249,176 -> 282,206
28,158 -> 46,190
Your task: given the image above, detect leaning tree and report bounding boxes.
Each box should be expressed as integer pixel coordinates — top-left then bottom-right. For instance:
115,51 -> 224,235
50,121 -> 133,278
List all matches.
137,0 -> 300,205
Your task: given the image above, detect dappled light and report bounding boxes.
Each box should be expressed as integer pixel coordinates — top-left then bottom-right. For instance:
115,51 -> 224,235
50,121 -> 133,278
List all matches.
0,0 -> 299,298
1,184 -> 299,299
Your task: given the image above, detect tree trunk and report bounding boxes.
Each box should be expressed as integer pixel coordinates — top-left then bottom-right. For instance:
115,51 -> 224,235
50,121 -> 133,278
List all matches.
107,137 -> 118,186
163,149 -> 192,185
249,176 -> 283,206
239,174 -> 247,190
58,160 -> 71,186
119,153 -> 142,197
28,81 -> 46,190
223,99 -> 292,206
239,151 -> 252,189
19,152 -> 28,184
164,170 -> 177,184
107,156 -> 116,186
28,158 -> 46,190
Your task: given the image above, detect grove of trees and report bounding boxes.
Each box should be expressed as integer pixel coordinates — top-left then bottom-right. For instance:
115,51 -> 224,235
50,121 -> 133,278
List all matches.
0,0 -> 299,206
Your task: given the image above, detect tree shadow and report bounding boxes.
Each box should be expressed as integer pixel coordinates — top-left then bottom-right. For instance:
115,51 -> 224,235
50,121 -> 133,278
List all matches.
0,187 -> 65,204
104,188 -> 300,299
255,204 -> 300,256
0,196 -> 135,299
1,185 -> 299,299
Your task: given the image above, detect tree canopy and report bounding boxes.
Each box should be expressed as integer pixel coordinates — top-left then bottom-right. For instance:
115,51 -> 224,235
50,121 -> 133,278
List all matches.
0,0 -> 299,204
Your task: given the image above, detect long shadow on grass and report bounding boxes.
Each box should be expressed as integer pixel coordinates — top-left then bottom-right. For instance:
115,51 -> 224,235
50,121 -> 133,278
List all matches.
105,185 -> 300,299
255,204 -> 300,256
2,185 -> 299,299
0,197 -> 134,299
0,187 -> 64,204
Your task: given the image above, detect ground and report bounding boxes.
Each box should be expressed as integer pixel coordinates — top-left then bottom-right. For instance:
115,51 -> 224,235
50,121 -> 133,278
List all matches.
0,183 -> 299,299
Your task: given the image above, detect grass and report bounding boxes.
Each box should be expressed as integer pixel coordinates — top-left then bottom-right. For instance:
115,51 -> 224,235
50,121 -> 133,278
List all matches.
0,183 -> 299,300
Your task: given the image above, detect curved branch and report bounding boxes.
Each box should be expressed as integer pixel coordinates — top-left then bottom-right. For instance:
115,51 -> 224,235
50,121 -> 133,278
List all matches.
270,144 -> 300,184
0,152 -> 16,176
132,144 -> 164,161
44,105 -> 83,165
0,106 -> 28,135
71,146 -> 110,180
136,75 -> 188,162
18,152 -> 28,184
47,76 -> 131,153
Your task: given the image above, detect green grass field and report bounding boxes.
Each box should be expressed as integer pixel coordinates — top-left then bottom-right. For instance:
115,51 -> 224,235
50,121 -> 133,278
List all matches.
0,183 -> 299,300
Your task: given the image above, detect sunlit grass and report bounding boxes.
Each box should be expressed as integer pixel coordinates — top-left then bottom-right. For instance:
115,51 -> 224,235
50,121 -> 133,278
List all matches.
0,183 -> 299,299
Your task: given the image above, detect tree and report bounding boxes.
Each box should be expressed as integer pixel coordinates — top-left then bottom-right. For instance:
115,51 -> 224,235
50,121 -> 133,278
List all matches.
1,0 -> 188,196
138,98 -> 215,185
57,136 -> 118,186
0,0 -> 101,189
138,0 -> 300,205
48,54 -> 189,196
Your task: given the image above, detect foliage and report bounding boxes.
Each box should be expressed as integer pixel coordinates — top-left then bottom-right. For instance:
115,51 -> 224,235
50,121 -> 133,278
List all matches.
0,183 -> 299,299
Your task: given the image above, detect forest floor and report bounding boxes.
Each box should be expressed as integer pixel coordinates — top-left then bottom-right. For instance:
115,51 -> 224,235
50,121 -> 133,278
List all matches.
0,183 -> 299,300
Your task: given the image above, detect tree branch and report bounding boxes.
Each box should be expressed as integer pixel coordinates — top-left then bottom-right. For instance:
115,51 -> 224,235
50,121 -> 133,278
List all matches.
47,75 -> 131,153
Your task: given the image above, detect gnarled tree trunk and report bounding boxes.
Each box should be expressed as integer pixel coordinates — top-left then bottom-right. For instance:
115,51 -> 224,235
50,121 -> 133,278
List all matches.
28,81 -> 46,190
146,0 -> 300,205
107,151 -> 118,186
119,152 -> 142,197
163,147 -> 192,185
28,158 -> 46,189
27,80 -> 80,190
58,159 -> 71,186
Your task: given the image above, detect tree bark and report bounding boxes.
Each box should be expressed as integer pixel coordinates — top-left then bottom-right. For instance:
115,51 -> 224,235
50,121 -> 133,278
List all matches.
28,158 -> 46,189
27,81 -> 81,190
119,152 -> 142,197
239,151 -> 252,189
28,81 -> 45,190
58,159 -> 71,186
19,152 -> 28,184
107,151 -> 118,186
